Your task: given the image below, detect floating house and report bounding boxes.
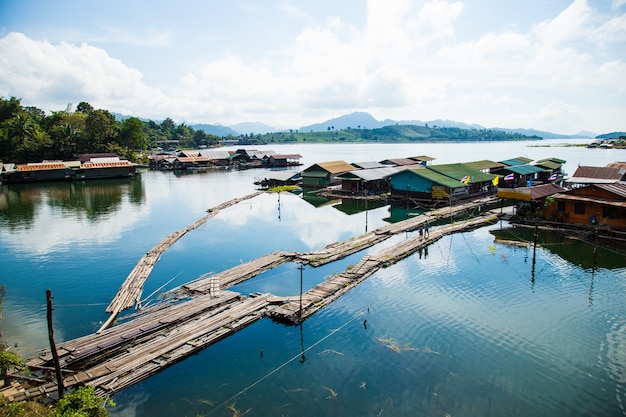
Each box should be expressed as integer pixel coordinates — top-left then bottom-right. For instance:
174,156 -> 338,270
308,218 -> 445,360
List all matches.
566,165 -> 626,185
426,163 -> 498,196
1,154 -> 135,184
542,183 -> 626,229
300,160 -> 356,188
533,157 -> 566,182
254,171 -> 302,188
493,157 -> 543,188
335,166 -> 399,195
266,154 -> 303,168
386,167 -> 469,202
464,160 -> 505,174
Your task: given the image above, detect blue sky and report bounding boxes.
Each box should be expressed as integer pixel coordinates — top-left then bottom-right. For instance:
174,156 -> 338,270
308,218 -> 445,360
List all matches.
1,0 -> 624,134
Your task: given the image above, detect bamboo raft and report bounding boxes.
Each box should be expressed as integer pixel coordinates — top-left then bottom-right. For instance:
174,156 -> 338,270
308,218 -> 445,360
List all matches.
2,195 -> 503,402
99,191 -> 263,332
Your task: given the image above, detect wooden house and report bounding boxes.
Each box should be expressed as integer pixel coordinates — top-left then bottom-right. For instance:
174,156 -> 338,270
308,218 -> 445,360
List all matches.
542,184 -> 626,229
386,167 -> 469,201
266,154 -> 303,168
426,163 -> 498,196
533,157 -> 566,182
335,166 -> 398,195
493,163 -> 543,188
254,171 -> 302,188
566,165 -> 626,185
300,160 -> 356,188
408,155 -> 436,167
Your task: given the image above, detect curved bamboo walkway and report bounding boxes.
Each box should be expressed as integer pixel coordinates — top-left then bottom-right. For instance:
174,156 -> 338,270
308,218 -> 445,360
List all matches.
98,192 -> 263,332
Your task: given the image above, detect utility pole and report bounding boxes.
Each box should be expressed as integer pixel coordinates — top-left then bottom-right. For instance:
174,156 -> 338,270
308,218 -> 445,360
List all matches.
46,289 -> 64,398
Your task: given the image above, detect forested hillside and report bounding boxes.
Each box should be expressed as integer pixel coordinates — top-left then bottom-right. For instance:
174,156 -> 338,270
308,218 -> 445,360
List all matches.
0,97 -> 221,163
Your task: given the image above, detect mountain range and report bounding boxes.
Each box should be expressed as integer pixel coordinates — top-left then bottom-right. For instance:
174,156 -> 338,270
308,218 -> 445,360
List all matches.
189,111 -> 598,139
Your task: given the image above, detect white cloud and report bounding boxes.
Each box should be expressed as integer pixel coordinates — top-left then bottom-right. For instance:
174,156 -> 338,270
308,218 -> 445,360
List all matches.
0,0 -> 624,133
0,32 -> 169,116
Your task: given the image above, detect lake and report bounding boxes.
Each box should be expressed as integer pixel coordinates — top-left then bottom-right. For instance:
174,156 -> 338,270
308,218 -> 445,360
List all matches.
1,140 -> 625,417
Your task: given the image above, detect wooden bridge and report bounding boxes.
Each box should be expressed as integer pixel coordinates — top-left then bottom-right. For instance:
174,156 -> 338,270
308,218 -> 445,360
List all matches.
1,194 -> 502,402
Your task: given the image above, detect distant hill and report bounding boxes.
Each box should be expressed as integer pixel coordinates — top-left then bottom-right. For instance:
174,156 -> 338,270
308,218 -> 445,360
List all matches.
261,124 -> 541,144
300,111 -> 386,131
230,121 -> 276,135
499,127 -> 594,139
596,131 -> 626,139
190,123 -> 239,137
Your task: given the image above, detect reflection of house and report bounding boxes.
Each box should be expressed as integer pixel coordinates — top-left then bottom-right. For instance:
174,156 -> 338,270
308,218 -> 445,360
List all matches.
566,165 -> 626,185
386,167 -> 468,201
336,167 -> 398,194
543,184 -> 626,229
300,160 -> 356,188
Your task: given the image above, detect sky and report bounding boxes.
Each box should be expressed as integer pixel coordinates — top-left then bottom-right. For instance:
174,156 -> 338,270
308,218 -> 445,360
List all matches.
0,0 -> 625,134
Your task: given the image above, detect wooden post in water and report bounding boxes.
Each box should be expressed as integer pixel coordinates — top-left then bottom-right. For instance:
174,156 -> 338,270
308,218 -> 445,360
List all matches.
298,263 -> 304,321
46,289 -> 64,399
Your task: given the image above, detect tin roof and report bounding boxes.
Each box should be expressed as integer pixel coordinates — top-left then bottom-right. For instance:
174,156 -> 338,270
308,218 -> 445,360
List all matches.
499,157 -> 533,166
339,167 -> 400,181
427,163 -> 496,183
570,166 -> 625,181
17,162 -> 67,171
403,167 -> 467,188
352,161 -> 388,169
380,158 -> 417,166
606,162 -> 626,170
409,155 -> 436,162
305,160 -> 356,174
464,160 -> 505,171
505,164 -> 544,175
497,183 -> 566,201
534,160 -> 562,170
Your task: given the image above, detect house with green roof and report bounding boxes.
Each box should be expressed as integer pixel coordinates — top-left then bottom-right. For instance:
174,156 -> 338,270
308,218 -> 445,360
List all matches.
385,167 -> 469,202
427,163 -> 498,196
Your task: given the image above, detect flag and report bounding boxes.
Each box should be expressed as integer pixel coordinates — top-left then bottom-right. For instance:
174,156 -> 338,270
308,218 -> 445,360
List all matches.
462,175 -> 471,184
528,177 -> 532,187
504,173 -> 514,181
549,173 -> 558,181
492,175 -> 499,186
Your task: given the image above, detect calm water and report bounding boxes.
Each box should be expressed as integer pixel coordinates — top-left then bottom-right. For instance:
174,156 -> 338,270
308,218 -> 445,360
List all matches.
1,141 -> 625,417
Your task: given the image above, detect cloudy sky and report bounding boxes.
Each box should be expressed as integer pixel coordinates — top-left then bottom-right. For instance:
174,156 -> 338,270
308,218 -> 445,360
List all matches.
1,0 -> 624,134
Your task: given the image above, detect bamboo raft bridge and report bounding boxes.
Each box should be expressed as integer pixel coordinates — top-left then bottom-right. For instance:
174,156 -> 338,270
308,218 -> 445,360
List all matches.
2,194 -> 503,403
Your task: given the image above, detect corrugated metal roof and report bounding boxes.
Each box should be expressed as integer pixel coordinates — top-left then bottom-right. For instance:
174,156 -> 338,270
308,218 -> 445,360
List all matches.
198,150 -> 231,159
82,161 -> 134,168
499,157 -> 532,166
313,160 -> 356,174
534,160 -> 561,170
341,167 -> 400,181
571,166 -> 625,180
427,163 -> 495,183
606,162 -> 626,170
381,158 -> 417,166
464,160 -> 505,170
596,183 -> 626,199
536,157 -> 566,164
407,168 -> 467,188
502,164 -> 543,175
271,154 -> 302,159
18,163 -> 67,171
352,161 -> 388,169
554,193 -> 626,208
566,178 -> 622,184
410,155 -> 436,162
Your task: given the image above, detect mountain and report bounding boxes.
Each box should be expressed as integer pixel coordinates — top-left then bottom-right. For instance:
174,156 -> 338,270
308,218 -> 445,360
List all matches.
498,128 -> 594,139
230,121 -> 276,135
190,123 -> 239,137
596,131 -> 626,139
299,111 -> 386,131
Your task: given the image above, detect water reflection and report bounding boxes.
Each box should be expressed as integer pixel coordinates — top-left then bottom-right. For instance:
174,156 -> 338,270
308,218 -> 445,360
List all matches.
0,177 -> 146,255
0,177 -> 144,227
490,226 -> 626,270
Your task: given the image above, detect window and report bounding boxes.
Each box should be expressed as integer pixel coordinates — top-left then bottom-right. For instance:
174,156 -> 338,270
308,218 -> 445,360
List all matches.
603,205 -> 617,219
574,202 -> 585,215
557,201 -> 565,212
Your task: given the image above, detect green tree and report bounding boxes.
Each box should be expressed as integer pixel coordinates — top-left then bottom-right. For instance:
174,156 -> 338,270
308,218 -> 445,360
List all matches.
76,102 -> 94,115
119,117 -> 146,150
52,386 -> 114,417
0,349 -> 27,386
83,109 -> 118,153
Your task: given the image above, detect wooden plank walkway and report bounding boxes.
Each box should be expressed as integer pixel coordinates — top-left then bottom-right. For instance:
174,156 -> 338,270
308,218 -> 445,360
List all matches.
99,191 -> 263,332
266,213 -> 498,323
2,194 -> 503,403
